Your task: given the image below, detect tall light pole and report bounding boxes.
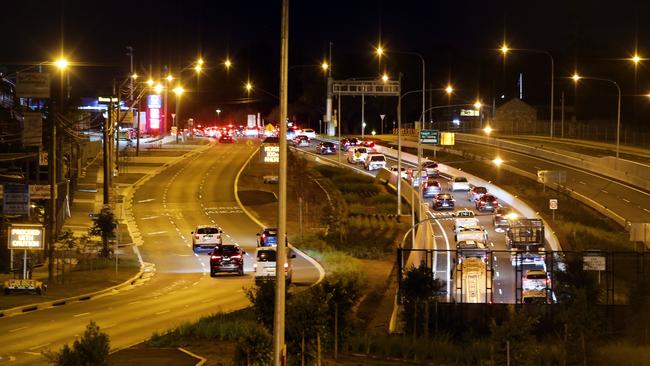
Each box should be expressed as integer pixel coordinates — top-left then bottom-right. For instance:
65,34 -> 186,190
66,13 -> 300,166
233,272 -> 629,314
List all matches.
500,44 -> 554,138
571,74 -> 622,161
274,0 -> 289,364
173,86 -> 184,143
376,46 -> 426,221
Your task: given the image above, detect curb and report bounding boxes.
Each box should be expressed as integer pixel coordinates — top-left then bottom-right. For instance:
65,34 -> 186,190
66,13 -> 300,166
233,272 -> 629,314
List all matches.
0,140 -> 215,319
234,145 -> 326,286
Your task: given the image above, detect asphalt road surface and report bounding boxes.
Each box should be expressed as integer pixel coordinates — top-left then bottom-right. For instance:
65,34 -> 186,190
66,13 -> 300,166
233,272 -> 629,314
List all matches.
0,139 -> 320,365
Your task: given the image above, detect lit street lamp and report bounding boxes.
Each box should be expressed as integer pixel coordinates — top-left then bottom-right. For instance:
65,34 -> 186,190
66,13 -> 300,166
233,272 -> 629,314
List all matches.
173,86 -> 184,143
571,73 -> 622,161
224,59 -> 232,69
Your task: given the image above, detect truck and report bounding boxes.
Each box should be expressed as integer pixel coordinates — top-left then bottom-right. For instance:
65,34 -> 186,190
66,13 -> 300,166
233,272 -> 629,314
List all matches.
506,218 -> 546,268
453,257 -> 492,303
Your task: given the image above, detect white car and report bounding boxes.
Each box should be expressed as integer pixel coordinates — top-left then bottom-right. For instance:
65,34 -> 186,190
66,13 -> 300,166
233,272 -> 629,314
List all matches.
254,246 -> 296,284
364,153 -> 387,171
523,269 -> 549,291
455,225 -> 488,242
192,225 -> 223,252
390,166 -> 408,179
422,161 -> 440,176
454,209 -> 479,232
448,176 -> 471,191
456,240 -> 488,264
300,128 -> 317,139
292,135 -> 310,147
347,147 -> 368,164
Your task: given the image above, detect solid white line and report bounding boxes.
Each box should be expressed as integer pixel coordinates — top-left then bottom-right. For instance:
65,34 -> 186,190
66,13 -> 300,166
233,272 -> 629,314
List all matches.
141,215 -> 159,220
498,289 -> 503,295
496,271 -> 500,277
432,210 -> 452,298
644,208 -> 650,213
73,312 -> 90,318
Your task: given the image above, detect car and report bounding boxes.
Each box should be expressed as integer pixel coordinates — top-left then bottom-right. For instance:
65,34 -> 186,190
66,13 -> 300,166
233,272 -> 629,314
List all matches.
192,225 -> 223,252
316,141 -> 336,154
422,161 -> 439,177
347,147 -> 368,164
300,128 -> 316,139
245,127 -> 259,137
448,176 -> 471,191
511,250 -> 546,269
219,135 -> 234,143
433,193 -> 455,210
476,194 -> 499,212
455,225 -> 488,242
254,246 -> 296,284
292,135 -> 310,147
257,227 -> 279,247
390,166 -> 408,179
361,140 -> 376,152
523,269 -> 549,291
493,207 -> 518,231
454,209 -> 478,232
522,289 -> 551,304
422,177 -> 442,197
408,168 -> 428,187
340,137 -> 361,151
364,153 -> 386,171
209,244 -> 245,276
456,240 -> 488,264
468,186 -> 488,202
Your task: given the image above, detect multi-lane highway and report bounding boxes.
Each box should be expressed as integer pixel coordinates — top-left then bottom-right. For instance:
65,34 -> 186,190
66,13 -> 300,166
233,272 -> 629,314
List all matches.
0,140 -> 320,365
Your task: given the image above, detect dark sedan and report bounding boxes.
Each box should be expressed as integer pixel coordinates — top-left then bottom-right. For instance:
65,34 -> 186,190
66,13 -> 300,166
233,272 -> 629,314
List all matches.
433,193 -> 455,210
210,244 -> 245,276
316,142 -> 336,154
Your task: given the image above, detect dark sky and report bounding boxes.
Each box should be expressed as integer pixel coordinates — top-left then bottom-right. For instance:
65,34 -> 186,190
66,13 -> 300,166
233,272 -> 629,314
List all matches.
2,0 -> 649,130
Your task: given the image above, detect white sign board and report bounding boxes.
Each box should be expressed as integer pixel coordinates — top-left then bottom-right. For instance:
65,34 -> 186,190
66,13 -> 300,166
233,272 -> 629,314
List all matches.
549,199 -> 558,210
583,255 -> 606,271
16,72 -> 50,99
460,109 -> 479,117
23,112 -> 43,147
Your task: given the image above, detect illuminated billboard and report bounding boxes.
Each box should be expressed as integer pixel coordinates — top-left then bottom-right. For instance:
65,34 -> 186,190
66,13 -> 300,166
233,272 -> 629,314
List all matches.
8,224 -> 44,250
147,94 -> 162,132
260,144 -> 280,163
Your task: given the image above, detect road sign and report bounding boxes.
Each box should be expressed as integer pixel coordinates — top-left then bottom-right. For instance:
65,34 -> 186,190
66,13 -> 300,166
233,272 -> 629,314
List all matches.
440,132 -> 455,145
583,255 -> 606,271
8,224 -> 44,250
0,185 -> 50,200
16,72 -> 50,99
23,112 -> 43,147
549,199 -> 558,210
3,184 -> 30,215
420,129 -> 439,145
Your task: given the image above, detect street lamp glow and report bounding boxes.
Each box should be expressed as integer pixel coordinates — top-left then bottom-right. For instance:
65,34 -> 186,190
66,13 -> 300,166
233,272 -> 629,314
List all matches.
381,74 -> 389,82
493,157 -> 504,166
154,84 -> 164,94
474,101 -> 483,109
54,58 -> 69,70
375,45 -> 384,56
483,126 -> 493,135
632,54 -> 642,64
131,73 -> 138,80
173,86 -> 184,95
224,59 -> 232,69
166,74 -> 174,82
197,58 -> 204,66
445,85 -> 454,94
194,64 -> 203,73
146,78 -> 155,86
245,82 -> 253,92
572,73 -> 581,82
321,62 -> 329,71
500,44 -> 509,54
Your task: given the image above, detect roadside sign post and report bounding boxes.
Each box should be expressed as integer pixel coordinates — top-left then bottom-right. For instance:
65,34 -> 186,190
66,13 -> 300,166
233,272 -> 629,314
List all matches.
420,129 -> 439,159
549,199 -> 558,222
8,224 -> 44,280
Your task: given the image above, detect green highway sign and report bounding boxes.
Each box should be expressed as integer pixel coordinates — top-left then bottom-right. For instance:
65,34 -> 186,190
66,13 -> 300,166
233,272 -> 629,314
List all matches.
420,129 -> 439,145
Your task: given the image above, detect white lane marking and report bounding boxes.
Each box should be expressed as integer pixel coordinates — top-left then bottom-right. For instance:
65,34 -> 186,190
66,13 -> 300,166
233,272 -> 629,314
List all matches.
9,326 -> 27,333
601,189 -> 609,194
155,309 -> 171,315
644,208 -> 650,213
141,215 -> 159,220
579,181 -> 586,185
176,254 -> 192,257
28,343 -> 51,351
623,198 -> 630,203
533,166 -> 542,170
137,198 -> 155,203
127,301 -> 141,305
73,312 -> 90,318
493,256 -> 497,262
147,231 -> 168,235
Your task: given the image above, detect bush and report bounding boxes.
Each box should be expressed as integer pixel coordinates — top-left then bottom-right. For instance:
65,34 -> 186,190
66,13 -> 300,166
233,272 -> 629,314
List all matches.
245,280 -> 281,330
44,321 -> 110,366
233,323 -> 273,366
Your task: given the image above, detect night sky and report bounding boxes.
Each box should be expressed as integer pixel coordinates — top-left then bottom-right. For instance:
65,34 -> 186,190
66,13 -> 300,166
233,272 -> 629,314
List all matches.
2,0 -> 649,131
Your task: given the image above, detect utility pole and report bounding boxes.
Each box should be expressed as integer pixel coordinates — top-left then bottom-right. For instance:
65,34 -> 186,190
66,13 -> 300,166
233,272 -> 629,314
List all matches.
274,0 -> 289,364
103,99 -> 112,205
126,46 -> 134,102
115,82 -> 120,175
396,73 -> 402,216
561,91 -> 565,138
361,92 -> 365,139
48,102 -> 57,281
326,42 -> 333,136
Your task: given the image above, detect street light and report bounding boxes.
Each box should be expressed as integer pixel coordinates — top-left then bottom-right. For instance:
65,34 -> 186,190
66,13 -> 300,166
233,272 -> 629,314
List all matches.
146,78 -> 155,87
131,73 -> 138,80
245,82 -> 253,92
54,58 -> 69,70
224,59 -> 232,69
500,43 -> 555,138
194,64 -> 203,73
493,157 -> 504,166
197,58 -> 204,66
321,61 -> 329,71
474,101 -> 483,109
375,45 -> 384,56
445,85 -> 454,94
154,83 -> 164,94
173,86 -> 184,95
571,73 -> 622,161
381,73 -> 389,82
166,74 -> 174,82
631,54 -> 642,64
483,126 -> 493,135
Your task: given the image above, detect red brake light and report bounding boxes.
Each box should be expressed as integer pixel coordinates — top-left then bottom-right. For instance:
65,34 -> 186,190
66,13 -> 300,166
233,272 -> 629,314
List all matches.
211,255 -> 222,260
231,255 -> 242,259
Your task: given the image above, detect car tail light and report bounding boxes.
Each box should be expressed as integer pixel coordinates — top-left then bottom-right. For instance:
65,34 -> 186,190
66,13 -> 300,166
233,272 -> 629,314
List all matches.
231,255 -> 241,259
211,255 -> 222,260
284,262 -> 289,268
493,200 -> 498,204
195,234 -> 200,239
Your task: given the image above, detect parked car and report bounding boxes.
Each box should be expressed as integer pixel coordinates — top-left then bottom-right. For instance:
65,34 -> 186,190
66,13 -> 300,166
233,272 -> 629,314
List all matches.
347,147 -> 368,164
448,176 -> 470,191
468,186 -> 488,202
422,177 -> 442,197
316,141 -> 336,154
210,244 -> 245,276
433,193 -> 455,210
254,246 -> 296,284
364,153 -> 387,171
422,161 -> 439,176
476,194 -> 499,212
192,225 -> 223,252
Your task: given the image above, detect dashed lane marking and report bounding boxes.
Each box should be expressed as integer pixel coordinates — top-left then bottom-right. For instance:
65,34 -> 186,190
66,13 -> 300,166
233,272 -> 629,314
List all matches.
623,198 -> 630,203
9,326 -> 27,333
579,181 -> 586,185
73,312 -> 90,318
601,189 -> 609,194
155,309 -> 171,315
137,198 -> 156,203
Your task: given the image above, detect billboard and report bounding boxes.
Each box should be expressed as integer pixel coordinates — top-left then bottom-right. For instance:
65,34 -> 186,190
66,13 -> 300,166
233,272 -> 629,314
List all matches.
16,72 -> 50,99
8,224 -> 44,250
147,95 -> 162,132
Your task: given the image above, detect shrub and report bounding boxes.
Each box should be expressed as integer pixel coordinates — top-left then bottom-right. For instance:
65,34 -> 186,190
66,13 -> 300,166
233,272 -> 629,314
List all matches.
44,321 -> 110,366
233,323 -> 273,366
